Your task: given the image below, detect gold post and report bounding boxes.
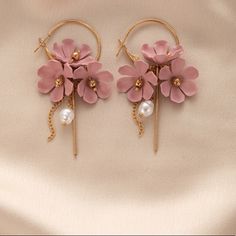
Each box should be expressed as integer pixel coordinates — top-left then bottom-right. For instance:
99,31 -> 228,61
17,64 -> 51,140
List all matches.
153,86 -> 159,153
72,89 -> 77,158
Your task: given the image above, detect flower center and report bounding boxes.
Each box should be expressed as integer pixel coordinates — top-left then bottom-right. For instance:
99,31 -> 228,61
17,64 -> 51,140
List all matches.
55,76 -> 64,87
135,77 -> 143,90
71,50 -> 80,61
149,65 -> 157,74
88,78 -> 97,91
172,77 -> 181,87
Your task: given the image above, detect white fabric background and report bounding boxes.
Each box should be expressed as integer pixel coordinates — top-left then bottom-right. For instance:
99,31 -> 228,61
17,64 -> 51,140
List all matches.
0,0 -> 236,234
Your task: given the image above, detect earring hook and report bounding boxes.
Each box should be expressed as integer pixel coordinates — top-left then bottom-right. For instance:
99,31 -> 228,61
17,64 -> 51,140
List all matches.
34,19 -> 102,61
116,18 -> 180,62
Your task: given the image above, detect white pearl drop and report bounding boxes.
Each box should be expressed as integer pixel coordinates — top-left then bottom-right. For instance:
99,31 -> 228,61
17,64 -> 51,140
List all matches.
59,108 -> 74,125
138,100 -> 154,117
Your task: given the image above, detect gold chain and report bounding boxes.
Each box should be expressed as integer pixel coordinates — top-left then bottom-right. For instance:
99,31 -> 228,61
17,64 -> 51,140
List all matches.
47,101 -> 62,142
132,103 -> 144,137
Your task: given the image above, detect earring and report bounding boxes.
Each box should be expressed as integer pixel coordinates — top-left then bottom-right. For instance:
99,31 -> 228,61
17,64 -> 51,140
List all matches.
34,19 -> 113,158
116,18 -> 199,153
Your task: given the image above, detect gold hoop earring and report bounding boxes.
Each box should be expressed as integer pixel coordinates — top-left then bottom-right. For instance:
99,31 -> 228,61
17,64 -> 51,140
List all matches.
116,18 -> 199,153
34,19 -> 113,158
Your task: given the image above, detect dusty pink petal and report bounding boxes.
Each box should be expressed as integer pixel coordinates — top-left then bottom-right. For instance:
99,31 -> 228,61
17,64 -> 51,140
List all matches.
79,44 -> 92,59
83,86 -> 98,104
183,66 -> 199,80
64,78 -> 73,96
160,81 -> 171,97
127,87 -> 142,102
168,45 -> 184,60
62,39 -> 76,59
74,67 -> 88,79
171,58 -> 185,76
170,87 -> 185,103
118,65 -> 138,77
63,63 -> 73,78
143,82 -> 154,100
143,71 -> 158,85
153,55 -> 169,64
117,77 -> 135,92
97,82 -> 112,99
38,78 -> 55,93
96,71 -> 113,83
87,62 -> 102,76
159,65 -> 172,80
153,40 -> 169,55
141,44 -> 156,61
180,80 -> 198,96
50,86 -> 64,102
52,42 -> 66,61
71,56 -> 95,67
134,60 -> 149,75
38,60 -> 62,80
77,79 -> 86,97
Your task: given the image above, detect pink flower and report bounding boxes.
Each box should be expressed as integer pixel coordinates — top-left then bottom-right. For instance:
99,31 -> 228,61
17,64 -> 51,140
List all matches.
38,60 -> 74,102
74,62 -> 113,104
141,40 -> 183,65
117,60 -> 158,102
52,39 -> 94,68
159,58 -> 198,103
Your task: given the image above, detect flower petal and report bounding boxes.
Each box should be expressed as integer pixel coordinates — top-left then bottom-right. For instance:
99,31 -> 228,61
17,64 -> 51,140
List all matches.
159,65 -> 172,80
38,60 -> 62,80
160,81 -> 171,97
117,77 -> 135,93
168,45 -> 184,60
52,42 -> 66,61
153,55 -> 169,64
171,58 -> 185,76
62,39 -> 76,59
127,87 -> 142,102
63,63 -> 73,78
134,60 -> 149,75
180,80 -> 198,96
183,66 -> 199,80
143,82 -> 154,100
170,87 -> 185,103
38,78 -> 55,94
77,79 -> 86,97
83,86 -> 98,104
96,71 -> 113,83
118,65 -> 138,77
97,82 -> 112,99
79,44 -> 92,59
50,86 -> 64,102
153,40 -> 169,55
87,62 -> 102,76
64,78 -> 73,96
141,44 -> 156,61
74,67 -> 88,79
143,71 -> 158,85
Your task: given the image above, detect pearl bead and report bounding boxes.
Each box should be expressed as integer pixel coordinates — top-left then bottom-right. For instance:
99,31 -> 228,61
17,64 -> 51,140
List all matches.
138,100 -> 154,117
59,108 -> 74,125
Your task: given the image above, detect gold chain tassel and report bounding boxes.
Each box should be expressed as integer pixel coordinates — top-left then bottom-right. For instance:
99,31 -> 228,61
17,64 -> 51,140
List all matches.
47,101 -> 62,142
132,103 -> 144,137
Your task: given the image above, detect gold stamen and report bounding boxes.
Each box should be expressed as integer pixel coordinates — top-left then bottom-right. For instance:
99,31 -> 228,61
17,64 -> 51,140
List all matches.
88,79 -> 97,90
172,77 -> 181,87
55,76 -> 64,87
72,50 -> 80,61
135,77 -> 143,89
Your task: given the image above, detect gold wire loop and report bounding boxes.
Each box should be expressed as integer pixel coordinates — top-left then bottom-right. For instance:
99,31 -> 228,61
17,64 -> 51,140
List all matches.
34,19 -> 101,60
116,18 -> 180,62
